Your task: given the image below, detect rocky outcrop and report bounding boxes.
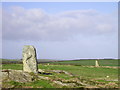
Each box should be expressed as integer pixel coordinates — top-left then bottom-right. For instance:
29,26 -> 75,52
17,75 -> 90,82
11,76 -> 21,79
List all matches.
2,69 -> 35,82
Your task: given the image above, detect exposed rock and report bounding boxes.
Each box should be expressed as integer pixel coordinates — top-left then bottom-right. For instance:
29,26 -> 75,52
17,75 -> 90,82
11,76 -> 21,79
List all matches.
38,69 -> 44,72
2,69 -> 53,83
38,76 -> 51,81
22,45 -> 38,73
49,70 -> 74,76
2,69 -> 34,82
53,81 -> 76,87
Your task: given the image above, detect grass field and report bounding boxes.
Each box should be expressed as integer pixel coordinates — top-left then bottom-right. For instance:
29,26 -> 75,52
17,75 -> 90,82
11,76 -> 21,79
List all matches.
49,59 -> 118,66
2,64 -> 118,80
2,59 -> 118,66
2,59 -> 119,88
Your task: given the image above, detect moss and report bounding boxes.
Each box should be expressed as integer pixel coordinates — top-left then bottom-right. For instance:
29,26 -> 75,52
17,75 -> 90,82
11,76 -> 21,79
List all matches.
27,80 -> 54,88
4,81 -> 25,88
29,72 -> 38,81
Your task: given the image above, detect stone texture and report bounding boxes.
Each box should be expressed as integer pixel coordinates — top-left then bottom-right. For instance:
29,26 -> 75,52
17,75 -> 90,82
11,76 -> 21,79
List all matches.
95,60 -> 99,67
2,69 -> 36,82
22,45 -> 38,73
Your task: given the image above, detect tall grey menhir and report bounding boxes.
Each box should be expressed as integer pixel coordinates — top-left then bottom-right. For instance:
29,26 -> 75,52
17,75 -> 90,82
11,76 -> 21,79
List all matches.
22,45 -> 38,73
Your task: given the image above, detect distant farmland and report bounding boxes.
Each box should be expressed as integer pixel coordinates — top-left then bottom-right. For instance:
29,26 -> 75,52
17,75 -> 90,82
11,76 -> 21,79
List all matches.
49,59 -> 118,66
1,59 -> 118,66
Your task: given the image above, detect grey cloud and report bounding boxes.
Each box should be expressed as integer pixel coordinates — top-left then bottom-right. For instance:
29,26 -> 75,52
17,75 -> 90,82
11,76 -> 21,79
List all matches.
2,6 -> 117,41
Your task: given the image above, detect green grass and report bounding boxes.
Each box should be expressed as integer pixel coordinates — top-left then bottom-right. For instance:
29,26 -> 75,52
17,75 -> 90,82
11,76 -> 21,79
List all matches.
2,64 -> 118,80
3,80 -> 54,88
96,80 -> 118,83
2,59 -> 118,66
2,64 -> 23,70
25,80 -> 54,88
2,63 -> 118,88
40,72 -> 72,80
50,59 -> 118,66
55,73 -> 72,80
39,64 -> 118,80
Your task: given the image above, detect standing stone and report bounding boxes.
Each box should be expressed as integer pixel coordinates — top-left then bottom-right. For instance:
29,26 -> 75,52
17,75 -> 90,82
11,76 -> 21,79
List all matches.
22,45 -> 38,73
95,60 -> 99,67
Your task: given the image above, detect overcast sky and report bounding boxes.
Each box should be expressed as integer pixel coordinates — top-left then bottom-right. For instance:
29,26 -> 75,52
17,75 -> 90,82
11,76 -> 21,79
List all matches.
2,2 -> 118,60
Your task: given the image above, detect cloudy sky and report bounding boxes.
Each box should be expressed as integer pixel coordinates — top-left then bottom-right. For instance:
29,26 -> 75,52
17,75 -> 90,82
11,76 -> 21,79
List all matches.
2,2 -> 118,60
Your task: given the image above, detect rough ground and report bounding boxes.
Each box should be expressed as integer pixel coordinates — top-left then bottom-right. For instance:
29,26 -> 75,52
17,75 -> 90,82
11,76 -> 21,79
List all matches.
2,69 -> 118,88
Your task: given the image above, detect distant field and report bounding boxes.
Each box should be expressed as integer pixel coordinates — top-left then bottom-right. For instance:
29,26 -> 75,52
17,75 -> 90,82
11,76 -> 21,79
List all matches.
1,59 -> 57,64
2,59 -> 118,66
49,59 -> 118,66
